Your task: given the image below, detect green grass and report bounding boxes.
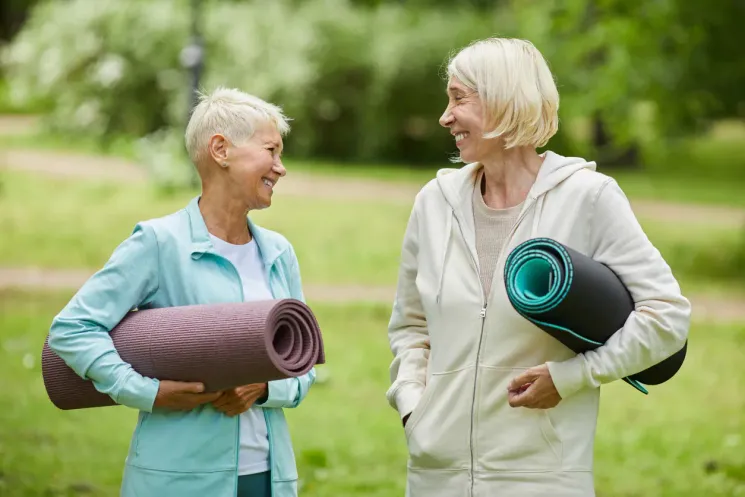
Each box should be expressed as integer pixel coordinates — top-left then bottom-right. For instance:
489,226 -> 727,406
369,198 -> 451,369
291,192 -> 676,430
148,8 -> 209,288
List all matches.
0,170 -> 413,286
3,168 -> 743,293
0,290 -> 742,496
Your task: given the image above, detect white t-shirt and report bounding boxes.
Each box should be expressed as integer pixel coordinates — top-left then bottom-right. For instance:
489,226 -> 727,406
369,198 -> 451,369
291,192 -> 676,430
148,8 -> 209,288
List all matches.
209,234 -> 272,476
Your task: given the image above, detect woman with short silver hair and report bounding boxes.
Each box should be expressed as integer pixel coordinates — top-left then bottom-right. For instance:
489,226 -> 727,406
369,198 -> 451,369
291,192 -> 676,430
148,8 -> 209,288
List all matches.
386,38 -> 690,496
49,87 -> 313,497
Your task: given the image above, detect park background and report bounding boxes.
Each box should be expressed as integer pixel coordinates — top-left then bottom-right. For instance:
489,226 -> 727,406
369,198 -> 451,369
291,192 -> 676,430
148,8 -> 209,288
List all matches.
0,0 -> 743,495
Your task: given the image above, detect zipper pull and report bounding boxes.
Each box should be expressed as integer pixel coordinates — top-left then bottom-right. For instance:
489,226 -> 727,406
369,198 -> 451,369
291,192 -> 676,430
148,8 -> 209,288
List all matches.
480,305 -> 487,318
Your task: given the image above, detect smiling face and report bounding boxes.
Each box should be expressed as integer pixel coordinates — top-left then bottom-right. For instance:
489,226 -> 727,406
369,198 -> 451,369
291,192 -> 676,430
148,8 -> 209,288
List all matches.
439,77 -> 502,163
222,123 -> 286,211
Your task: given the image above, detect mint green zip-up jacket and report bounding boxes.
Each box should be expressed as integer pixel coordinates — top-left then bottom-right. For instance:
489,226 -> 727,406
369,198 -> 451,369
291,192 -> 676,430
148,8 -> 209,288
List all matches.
48,196 -> 315,497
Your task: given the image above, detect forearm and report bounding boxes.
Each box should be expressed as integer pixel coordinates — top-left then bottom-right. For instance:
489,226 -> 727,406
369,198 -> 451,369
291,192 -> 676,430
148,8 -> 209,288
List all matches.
49,319 -> 159,411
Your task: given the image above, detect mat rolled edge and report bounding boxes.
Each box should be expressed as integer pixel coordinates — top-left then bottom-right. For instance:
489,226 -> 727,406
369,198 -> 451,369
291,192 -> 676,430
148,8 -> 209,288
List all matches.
504,237 -> 687,391
41,298 -> 324,410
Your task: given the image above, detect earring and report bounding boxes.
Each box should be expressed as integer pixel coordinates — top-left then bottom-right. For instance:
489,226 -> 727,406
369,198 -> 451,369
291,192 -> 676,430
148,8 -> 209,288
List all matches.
221,162 -> 228,168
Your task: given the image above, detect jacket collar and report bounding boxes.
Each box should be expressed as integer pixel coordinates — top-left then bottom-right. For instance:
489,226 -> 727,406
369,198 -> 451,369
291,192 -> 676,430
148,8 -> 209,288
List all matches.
185,196 -> 287,266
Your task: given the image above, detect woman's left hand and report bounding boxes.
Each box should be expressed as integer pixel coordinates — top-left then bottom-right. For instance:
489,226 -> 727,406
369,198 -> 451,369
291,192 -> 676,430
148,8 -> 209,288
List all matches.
507,364 -> 561,409
212,383 -> 268,416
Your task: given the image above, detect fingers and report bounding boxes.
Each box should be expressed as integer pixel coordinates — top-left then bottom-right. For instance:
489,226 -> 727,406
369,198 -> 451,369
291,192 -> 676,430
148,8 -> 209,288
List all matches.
174,382 -> 206,394
508,383 -> 535,408
507,369 -> 539,393
175,391 -> 221,408
211,387 -> 265,416
211,392 -> 232,409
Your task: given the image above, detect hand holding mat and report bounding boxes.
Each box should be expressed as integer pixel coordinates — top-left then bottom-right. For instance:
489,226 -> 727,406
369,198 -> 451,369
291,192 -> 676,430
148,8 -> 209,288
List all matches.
504,237 -> 687,394
42,299 -> 325,410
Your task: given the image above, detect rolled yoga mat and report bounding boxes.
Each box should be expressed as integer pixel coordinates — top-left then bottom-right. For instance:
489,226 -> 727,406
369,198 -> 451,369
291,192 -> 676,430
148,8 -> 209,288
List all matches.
503,238 -> 687,394
41,299 -> 325,410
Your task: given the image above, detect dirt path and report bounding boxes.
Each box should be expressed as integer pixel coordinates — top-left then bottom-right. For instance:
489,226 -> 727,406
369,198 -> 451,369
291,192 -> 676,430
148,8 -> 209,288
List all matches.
0,267 -> 742,323
1,139 -> 744,319
3,148 -> 745,227
0,267 -> 394,305
0,115 -> 38,136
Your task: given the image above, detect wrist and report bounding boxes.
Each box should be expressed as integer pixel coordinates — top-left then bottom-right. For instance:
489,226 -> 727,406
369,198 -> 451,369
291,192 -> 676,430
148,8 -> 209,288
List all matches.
257,383 -> 269,404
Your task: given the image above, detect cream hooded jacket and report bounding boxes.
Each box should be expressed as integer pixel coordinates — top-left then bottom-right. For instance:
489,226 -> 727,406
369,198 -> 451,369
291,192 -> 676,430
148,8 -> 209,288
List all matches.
386,151 -> 690,497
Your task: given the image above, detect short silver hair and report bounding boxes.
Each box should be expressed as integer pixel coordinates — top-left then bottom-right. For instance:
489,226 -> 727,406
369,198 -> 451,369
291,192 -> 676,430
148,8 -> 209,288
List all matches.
446,37 -> 559,149
184,87 -> 291,164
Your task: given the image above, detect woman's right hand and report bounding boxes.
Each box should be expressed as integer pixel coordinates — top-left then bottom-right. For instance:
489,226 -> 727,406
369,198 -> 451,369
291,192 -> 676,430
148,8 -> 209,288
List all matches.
153,380 -> 221,410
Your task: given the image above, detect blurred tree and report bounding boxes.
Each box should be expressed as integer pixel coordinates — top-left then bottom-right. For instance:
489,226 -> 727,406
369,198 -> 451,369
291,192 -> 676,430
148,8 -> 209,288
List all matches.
0,0 -> 40,42
3,0 -> 743,170
514,0 -> 745,167
350,0 -> 498,8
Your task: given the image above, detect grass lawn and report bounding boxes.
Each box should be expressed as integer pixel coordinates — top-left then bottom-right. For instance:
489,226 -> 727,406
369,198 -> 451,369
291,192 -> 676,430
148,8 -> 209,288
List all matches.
0,170 -> 413,287
2,168 -> 743,294
0,291 -> 742,497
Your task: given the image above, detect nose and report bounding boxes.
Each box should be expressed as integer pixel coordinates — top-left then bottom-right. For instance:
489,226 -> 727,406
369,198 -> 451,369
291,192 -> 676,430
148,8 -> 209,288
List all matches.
273,159 -> 286,177
439,105 -> 454,128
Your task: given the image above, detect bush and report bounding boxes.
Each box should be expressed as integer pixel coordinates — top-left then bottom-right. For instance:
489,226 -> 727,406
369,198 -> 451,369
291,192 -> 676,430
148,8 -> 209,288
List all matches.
2,0 -> 190,139
1,0 -> 510,165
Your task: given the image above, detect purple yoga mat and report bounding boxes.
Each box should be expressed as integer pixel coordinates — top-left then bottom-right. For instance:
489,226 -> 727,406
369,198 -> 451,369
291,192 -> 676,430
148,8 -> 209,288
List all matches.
41,299 -> 325,410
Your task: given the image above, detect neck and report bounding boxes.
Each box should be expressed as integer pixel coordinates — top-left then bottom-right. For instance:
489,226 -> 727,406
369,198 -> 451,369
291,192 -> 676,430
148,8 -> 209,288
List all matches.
479,146 -> 543,209
199,182 -> 251,245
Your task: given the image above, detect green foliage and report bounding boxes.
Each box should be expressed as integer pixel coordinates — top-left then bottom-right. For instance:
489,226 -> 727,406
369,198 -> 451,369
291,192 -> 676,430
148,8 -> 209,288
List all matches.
1,0 -> 502,164
511,0 -> 745,161
2,0 -> 744,169
1,0 -> 190,140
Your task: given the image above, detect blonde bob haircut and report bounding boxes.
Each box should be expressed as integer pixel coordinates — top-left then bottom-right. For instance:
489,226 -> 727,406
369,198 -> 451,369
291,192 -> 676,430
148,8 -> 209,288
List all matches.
185,86 -> 291,165
446,37 -> 559,149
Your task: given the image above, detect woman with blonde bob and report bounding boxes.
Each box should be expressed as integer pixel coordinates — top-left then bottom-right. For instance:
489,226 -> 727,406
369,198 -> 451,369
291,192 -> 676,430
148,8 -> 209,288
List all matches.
386,38 -> 690,496
49,87 -> 314,497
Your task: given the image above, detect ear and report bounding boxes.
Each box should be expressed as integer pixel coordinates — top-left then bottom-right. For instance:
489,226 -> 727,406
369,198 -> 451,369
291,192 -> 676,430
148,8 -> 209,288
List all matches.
207,134 -> 229,165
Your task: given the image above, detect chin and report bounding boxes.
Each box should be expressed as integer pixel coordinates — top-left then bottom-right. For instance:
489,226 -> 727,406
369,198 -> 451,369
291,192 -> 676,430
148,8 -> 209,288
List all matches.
459,152 -> 477,164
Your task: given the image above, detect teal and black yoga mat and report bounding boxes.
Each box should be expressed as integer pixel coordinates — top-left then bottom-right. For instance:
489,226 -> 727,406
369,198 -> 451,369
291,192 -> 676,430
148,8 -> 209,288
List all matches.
503,237 -> 687,394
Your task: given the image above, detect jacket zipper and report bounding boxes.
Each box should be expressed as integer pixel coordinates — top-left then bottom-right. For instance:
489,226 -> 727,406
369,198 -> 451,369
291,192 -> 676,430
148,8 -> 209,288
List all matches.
449,197 -> 536,496
450,213 -> 487,496
205,252 -> 248,496
216,254 -> 246,497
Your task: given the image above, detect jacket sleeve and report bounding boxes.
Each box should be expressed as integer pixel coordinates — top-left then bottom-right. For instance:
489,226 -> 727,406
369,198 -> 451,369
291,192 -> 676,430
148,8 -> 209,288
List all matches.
47,223 -> 161,412
547,179 -> 691,399
386,204 -> 431,420
255,244 -> 315,409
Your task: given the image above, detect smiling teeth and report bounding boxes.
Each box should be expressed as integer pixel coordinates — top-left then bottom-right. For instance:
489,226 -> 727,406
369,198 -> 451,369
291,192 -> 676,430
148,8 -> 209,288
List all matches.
263,179 -> 273,187
455,133 -> 468,141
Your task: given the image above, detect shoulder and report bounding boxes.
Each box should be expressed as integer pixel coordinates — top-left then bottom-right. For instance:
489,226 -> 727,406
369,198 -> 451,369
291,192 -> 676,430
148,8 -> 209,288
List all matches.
554,167 -> 617,206
411,162 -> 478,210
254,224 -> 293,252
135,208 -> 191,245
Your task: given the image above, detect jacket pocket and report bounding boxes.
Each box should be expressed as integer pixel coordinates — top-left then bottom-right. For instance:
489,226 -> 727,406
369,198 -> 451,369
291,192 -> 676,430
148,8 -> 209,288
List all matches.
405,368 -> 473,470
475,366 -> 563,472
133,406 -> 236,472
122,465 -> 235,497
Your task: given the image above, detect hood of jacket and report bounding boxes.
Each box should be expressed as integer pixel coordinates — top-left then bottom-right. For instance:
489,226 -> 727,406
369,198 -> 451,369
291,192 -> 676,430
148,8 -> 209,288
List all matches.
431,151 -> 597,304
436,151 -> 596,252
